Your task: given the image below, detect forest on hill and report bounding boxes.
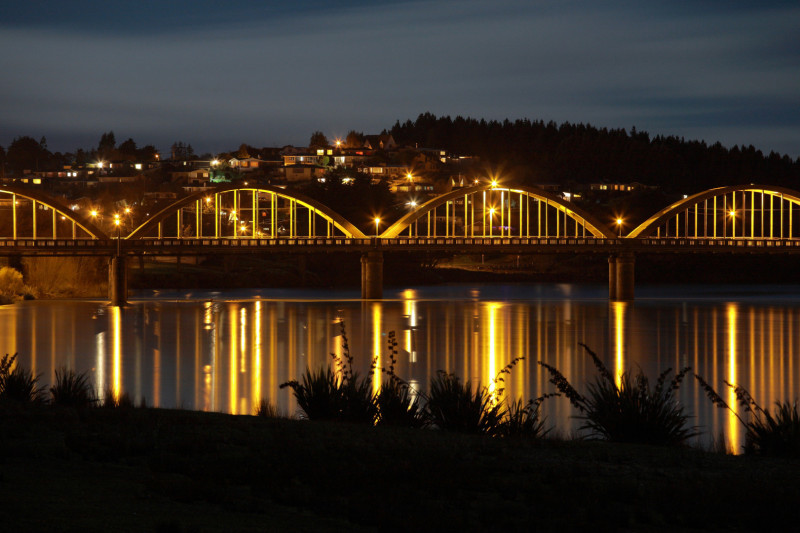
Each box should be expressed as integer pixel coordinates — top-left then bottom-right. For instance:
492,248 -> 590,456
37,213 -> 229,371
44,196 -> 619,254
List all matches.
390,113 -> 800,195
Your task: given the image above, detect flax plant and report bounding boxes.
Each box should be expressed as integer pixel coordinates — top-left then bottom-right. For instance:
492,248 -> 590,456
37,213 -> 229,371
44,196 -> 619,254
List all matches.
696,375 -> 800,456
540,344 -> 696,445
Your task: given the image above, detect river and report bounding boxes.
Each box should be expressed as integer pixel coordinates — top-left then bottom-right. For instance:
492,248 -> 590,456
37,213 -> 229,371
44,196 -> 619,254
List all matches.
2,283 -> 799,452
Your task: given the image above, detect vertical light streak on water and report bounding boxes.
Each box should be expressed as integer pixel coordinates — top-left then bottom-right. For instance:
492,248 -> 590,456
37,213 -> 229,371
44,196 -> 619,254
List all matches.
229,303 -> 238,414
30,311 -> 37,376
727,304 -> 740,454
194,307 -> 201,410
484,303 -> 502,396
203,301 -> 214,412
239,306 -> 248,415
515,304 -> 528,403
372,302 -> 382,395
175,311 -> 181,407
111,306 -> 121,402
95,326 -> 105,401
0,307 -> 18,359
748,309 -> 756,402
271,306 -> 280,412
711,309 -> 719,438
403,290 -> 417,364
253,300 -> 262,415
50,307 -> 56,382
154,308 -> 161,408
611,301 -> 627,388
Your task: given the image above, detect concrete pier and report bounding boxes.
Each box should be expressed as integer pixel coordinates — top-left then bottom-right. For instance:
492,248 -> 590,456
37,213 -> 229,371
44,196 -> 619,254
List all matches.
614,252 -> 635,301
108,256 -> 127,306
360,251 -> 383,299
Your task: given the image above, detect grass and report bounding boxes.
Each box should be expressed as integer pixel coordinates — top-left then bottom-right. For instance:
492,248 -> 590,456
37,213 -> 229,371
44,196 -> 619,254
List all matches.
2,403 -> 800,532
280,322 -> 378,423
49,367 -> 97,408
540,343 -> 696,445
697,375 -> 800,456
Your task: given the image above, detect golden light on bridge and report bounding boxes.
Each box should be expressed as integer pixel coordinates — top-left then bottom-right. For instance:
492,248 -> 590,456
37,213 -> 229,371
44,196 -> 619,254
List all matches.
374,217 -> 381,237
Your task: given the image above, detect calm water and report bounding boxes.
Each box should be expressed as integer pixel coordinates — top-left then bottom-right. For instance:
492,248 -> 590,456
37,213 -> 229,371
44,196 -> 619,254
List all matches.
3,283 -> 800,451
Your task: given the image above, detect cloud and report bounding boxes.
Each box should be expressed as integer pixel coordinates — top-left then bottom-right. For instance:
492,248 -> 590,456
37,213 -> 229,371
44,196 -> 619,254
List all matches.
1,0 -> 798,156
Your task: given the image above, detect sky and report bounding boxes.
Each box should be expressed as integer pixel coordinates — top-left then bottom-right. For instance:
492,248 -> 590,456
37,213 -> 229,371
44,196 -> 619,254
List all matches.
1,0 -> 798,158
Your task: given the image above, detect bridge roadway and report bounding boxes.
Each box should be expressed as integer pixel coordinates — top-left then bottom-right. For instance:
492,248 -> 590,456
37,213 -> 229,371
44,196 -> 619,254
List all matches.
4,235 -> 800,255
4,235 -> 800,305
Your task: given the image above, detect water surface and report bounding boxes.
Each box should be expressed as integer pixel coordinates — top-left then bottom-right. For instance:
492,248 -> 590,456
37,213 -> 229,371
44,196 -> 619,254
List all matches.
3,283 -> 799,452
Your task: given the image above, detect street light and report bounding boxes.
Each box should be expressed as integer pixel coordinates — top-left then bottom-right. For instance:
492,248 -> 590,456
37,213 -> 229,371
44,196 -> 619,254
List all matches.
488,207 -> 496,237
114,214 -> 121,256
374,217 -> 381,237
616,218 -> 623,237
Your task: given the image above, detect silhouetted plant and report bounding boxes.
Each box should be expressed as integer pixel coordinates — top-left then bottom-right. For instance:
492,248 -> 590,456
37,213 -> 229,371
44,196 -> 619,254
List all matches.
102,388 -> 134,409
1,365 -> 45,404
424,371 -> 507,435
539,344 -> 696,445
696,375 -> 800,456
255,398 -> 279,418
49,367 -> 97,408
280,321 -> 378,423
377,332 -> 425,427
498,397 -> 554,439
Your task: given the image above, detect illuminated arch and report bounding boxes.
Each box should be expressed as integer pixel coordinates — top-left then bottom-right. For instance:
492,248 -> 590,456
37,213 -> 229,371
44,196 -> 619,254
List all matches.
383,184 -> 615,239
0,186 -> 108,239
629,184 -> 800,239
128,184 -> 367,239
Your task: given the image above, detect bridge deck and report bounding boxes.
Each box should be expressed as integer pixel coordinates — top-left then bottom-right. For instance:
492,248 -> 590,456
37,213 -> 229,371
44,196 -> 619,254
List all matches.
2,236 -> 800,256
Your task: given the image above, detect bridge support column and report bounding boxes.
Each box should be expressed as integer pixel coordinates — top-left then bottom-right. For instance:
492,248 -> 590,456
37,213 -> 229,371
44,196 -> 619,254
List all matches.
361,251 -> 383,299
614,252 -> 635,301
608,255 -> 618,300
108,256 -> 127,306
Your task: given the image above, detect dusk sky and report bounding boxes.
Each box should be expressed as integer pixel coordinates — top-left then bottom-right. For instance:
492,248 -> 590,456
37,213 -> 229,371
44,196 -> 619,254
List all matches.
1,0 -> 798,157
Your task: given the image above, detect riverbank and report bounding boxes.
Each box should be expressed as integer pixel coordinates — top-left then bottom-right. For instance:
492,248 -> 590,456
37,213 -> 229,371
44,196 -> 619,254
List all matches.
2,404 -> 798,532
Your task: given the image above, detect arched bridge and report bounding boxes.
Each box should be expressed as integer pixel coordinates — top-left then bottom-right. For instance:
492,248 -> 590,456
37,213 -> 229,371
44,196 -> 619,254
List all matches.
2,183 -> 800,302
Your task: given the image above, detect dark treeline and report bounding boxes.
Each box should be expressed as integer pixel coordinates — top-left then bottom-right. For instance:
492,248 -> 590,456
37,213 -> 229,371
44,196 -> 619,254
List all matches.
390,113 -> 800,194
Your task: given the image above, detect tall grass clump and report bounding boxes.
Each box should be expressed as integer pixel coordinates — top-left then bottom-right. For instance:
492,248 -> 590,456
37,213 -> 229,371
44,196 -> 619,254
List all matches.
539,344 -> 696,445
280,321 -> 378,423
696,375 -> 800,456
1,353 -> 46,403
49,367 -> 97,408
102,388 -> 135,409
423,357 -> 553,437
376,332 -> 425,428
255,398 -> 279,418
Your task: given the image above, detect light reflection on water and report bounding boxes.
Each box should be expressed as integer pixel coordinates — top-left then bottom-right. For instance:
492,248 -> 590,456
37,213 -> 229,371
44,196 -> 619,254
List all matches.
2,283 -> 800,451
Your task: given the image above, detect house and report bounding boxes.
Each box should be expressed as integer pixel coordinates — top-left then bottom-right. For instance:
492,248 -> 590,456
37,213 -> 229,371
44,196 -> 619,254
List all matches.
362,134 -> 396,151
284,164 -> 325,183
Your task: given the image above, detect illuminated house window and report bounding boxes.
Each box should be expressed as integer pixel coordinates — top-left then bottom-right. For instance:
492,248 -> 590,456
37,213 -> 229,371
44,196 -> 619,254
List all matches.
317,149 -> 324,155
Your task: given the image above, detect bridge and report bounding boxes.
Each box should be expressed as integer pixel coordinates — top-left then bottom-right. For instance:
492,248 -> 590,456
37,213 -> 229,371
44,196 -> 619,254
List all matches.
2,183 -> 800,304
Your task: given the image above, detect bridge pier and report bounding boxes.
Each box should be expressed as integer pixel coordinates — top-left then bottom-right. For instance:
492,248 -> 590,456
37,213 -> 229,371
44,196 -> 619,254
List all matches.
609,252 -> 635,301
108,256 -> 127,306
361,251 -> 383,299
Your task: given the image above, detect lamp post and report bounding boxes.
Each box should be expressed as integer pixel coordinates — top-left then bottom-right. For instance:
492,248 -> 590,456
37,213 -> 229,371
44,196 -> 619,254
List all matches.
374,217 -> 381,237
114,214 -> 121,256
616,218 -> 623,237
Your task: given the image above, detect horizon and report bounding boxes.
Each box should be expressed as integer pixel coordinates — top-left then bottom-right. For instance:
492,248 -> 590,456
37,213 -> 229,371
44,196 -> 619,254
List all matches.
2,1 -> 799,158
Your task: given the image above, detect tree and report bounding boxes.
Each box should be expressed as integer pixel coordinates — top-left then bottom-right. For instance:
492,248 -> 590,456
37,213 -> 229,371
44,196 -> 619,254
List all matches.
236,143 -> 251,159
6,136 -> 49,175
346,130 -> 364,148
309,131 -> 329,149
118,138 -> 138,159
137,145 -> 159,161
97,131 -> 116,160
171,141 -> 195,160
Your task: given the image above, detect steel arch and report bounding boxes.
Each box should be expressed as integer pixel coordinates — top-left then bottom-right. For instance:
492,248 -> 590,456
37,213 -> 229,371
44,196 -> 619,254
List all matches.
629,184 -> 800,238
382,184 -> 616,239
0,186 -> 108,239
128,184 -> 367,239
